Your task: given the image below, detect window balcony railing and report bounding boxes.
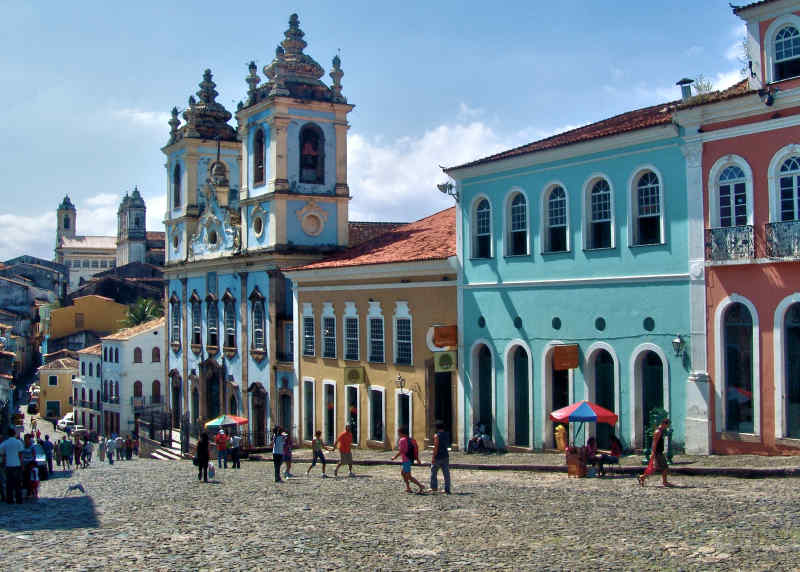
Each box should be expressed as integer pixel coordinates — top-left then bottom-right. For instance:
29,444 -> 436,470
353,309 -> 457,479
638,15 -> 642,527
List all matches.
78,400 -> 102,411
132,396 -> 164,410
108,396 -> 120,405
766,221 -> 800,259
705,226 -> 754,262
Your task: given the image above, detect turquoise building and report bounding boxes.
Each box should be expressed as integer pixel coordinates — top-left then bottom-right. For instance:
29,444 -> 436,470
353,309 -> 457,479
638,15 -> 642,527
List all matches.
445,101 -> 695,451
162,15 -> 353,445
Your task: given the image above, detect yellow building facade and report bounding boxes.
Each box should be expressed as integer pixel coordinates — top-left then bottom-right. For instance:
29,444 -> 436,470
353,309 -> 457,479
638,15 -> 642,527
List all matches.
38,357 -> 79,419
45,295 -> 128,340
286,208 -> 457,450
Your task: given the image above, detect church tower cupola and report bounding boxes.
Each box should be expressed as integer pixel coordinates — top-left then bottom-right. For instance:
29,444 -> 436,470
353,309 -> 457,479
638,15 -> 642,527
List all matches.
116,187 -> 147,266
167,70 -> 238,145
56,195 -> 77,250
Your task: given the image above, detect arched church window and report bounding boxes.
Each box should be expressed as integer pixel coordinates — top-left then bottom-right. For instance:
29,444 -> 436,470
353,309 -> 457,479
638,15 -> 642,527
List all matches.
299,124 -> 324,185
254,129 -> 265,185
173,164 -> 181,208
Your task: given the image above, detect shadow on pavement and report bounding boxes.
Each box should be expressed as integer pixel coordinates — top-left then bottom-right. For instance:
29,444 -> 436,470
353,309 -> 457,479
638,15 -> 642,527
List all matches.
0,496 -> 99,531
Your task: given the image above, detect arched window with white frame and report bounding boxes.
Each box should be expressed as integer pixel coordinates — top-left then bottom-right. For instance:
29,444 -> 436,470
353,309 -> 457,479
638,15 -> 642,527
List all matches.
506,191 -> 528,256
585,177 -> 613,249
718,166 -> 748,228
779,156 -> 800,222
631,170 -> 663,245
775,25 -> 800,82
253,128 -> 265,186
543,185 -> 568,253
472,198 -> 492,259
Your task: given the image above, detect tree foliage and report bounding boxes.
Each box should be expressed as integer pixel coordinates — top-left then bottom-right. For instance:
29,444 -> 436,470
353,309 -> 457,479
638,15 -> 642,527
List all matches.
121,298 -> 163,327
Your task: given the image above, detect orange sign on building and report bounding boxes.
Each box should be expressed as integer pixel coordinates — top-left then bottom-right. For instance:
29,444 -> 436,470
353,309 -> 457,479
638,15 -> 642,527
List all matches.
552,344 -> 579,370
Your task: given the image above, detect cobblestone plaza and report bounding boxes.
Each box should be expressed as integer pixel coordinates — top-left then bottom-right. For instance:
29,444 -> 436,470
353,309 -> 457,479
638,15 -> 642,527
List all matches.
1,458 -> 799,570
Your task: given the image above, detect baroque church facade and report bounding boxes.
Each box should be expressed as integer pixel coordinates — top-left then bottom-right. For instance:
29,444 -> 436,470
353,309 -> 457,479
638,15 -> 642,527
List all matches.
163,15 -> 355,444
54,191 -> 165,292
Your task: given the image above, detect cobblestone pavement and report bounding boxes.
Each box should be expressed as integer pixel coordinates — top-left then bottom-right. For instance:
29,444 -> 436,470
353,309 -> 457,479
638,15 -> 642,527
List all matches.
1,457 -> 799,571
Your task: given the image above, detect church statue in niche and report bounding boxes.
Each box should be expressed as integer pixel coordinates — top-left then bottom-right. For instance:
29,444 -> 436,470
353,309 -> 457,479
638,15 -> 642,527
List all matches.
299,124 -> 324,184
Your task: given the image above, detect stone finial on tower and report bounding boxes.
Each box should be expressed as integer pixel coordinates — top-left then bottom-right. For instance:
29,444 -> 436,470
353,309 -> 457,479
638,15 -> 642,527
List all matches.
269,45 -> 290,97
330,53 -> 345,103
246,61 -> 260,105
198,69 -> 219,105
185,95 -> 200,138
168,107 -> 180,143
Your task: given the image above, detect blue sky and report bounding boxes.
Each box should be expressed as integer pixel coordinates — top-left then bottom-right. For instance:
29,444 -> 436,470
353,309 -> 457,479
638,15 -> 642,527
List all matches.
0,1 -> 746,260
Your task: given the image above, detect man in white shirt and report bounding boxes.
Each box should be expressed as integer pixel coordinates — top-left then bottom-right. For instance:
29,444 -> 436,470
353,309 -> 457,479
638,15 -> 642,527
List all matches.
0,429 -> 24,504
229,433 -> 242,469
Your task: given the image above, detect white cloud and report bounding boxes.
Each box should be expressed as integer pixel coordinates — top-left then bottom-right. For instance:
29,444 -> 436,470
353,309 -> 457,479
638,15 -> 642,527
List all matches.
457,102 -> 484,121
110,108 -> 171,130
714,69 -> 744,90
347,122 -> 510,222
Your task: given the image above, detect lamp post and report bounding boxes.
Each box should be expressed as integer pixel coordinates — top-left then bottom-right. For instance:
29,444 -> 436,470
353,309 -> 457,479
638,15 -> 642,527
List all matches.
671,334 -> 684,357
394,374 -> 405,390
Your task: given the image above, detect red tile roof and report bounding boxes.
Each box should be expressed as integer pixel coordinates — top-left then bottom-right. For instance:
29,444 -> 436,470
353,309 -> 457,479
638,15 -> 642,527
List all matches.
77,344 -> 102,355
39,357 -> 78,370
290,208 -> 456,271
447,80 -> 752,172
102,317 -> 164,341
348,221 -> 407,247
732,0 -> 780,14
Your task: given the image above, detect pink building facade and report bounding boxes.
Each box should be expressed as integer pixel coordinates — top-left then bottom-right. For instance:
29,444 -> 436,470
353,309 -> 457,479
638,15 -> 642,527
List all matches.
679,0 -> 800,454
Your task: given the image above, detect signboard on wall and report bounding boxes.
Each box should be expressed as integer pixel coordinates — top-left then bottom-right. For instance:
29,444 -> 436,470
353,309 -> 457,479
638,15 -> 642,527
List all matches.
434,351 -> 457,372
433,325 -> 457,348
553,344 -> 579,371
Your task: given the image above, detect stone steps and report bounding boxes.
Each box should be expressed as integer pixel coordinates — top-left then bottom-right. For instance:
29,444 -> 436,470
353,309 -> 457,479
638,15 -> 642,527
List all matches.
150,446 -> 183,461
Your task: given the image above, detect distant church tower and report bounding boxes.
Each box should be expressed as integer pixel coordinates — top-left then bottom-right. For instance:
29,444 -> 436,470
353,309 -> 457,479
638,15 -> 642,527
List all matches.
116,187 -> 147,266
55,195 -> 76,264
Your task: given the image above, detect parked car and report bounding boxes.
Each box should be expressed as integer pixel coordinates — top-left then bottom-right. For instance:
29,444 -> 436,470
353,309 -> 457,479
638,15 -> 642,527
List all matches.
57,412 -> 75,431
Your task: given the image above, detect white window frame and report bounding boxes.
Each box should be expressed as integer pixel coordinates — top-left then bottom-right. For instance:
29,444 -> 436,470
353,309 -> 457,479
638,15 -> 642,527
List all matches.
764,15 -> 800,84
367,385 -> 386,443
367,301 -> 384,363
223,299 -> 237,348
302,302 -> 315,357
541,182 -> 570,253
504,187 -> 529,257
708,155 -> 754,228
345,383 -> 360,445
394,388 -> 414,440
170,300 -> 181,344
252,300 -> 266,351
713,295 -> 760,436
393,301 -> 413,366
303,377 -> 316,443
471,195 -> 493,259
772,293 -> 800,439
343,302 -> 359,362
582,174 -> 615,250
321,302 -> 336,359
322,379 -> 337,445
191,300 -> 202,346
628,166 -> 665,246
768,144 -> 800,222
285,322 -> 294,359
207,301 -> 219,347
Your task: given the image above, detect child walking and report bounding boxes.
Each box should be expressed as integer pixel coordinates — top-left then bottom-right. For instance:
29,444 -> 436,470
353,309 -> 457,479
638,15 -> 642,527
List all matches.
306,430 -> 328,477
391,426 -> 424,494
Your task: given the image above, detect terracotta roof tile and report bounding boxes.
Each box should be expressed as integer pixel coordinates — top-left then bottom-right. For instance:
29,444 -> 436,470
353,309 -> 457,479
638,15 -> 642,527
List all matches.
676,79 -> 752,109
101,316 -> 164,341
732,0 -> 780,14
290,208 -> 456,271
77,344 -> 102,355
39,357 -> 78,370
348,221 -> 407,247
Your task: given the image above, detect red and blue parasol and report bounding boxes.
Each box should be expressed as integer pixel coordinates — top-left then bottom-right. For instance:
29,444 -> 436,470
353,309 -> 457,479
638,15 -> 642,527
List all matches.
549,400 -> 618,424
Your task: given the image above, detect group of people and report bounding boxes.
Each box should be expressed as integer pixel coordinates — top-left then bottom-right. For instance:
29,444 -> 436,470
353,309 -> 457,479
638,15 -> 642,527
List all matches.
0,429 -> 42,503
97,434 -> 138,465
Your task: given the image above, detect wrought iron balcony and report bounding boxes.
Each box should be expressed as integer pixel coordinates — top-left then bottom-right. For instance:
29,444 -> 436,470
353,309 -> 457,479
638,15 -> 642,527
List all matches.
705,226 -> 754,262
132,396 -> 163,410
78,399 -> 101,411
766,221 -> 800,259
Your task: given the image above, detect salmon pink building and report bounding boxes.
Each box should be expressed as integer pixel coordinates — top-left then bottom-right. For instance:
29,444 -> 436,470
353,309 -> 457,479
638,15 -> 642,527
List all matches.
678,0 -> 800,454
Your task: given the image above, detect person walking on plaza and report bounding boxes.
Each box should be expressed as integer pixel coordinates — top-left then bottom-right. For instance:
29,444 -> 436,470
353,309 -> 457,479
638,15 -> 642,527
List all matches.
116,435 -> 124,460
392,426 -> 424,494
429,421 -> 451,494
106,436 -> 115,465
73,436 -> 83,470
639,418 -> 673,487
133,436 -> 139,457
306,430 -> 327,477
0,428 -> 24,504
332,425 -> 355,478
229,432 -> 242,469
196,432 -> 210,483
125,436 -> 133,460
42,434 -> 54,475
59,436 -> 74,471
214,430 -> 228,469
83,439 -> 94,467
283,431 -> 294,478
53,437 -> 62,470
271,426 -> 286,483
21,434 -> 35,499
98,436 -> 106,463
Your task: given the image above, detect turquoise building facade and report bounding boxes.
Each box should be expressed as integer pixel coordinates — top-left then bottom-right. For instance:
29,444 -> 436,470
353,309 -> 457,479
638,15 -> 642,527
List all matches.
446,104 -> 694,451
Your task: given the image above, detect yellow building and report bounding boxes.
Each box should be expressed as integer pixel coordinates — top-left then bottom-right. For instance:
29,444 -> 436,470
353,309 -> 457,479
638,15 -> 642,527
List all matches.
40,294 -> 128,346
38,357 -> 79,419
286,208 -> 457,450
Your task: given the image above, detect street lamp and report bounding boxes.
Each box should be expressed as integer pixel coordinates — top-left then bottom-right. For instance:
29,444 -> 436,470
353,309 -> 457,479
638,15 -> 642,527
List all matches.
437,181 -> 459,202
394,374 -> 405,390
671,334 -> 684,357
